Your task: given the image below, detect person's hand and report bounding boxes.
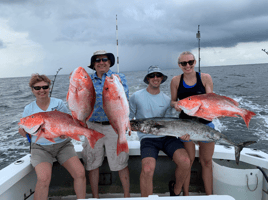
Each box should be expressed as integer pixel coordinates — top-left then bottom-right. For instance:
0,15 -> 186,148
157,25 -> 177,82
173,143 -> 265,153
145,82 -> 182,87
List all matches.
18,128 -> 28,137
180,134 -> 190,141
174,103 -> 182,112
114,74 -> 122,83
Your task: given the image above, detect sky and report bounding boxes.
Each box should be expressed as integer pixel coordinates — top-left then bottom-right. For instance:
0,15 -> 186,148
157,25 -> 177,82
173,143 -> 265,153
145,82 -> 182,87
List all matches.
0,0 -> 268,78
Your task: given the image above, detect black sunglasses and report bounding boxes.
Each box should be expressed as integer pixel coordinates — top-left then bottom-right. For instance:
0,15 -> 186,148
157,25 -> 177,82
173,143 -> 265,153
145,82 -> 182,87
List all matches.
32,85 -> 49,90
147,73 -> 163,78
179,60 -> 195,66
95,58 -> 108,63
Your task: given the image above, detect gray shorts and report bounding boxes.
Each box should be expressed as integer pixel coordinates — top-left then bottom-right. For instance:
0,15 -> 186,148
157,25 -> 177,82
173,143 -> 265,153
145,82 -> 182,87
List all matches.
31,138 -> 77,167
82,122 -> 129,171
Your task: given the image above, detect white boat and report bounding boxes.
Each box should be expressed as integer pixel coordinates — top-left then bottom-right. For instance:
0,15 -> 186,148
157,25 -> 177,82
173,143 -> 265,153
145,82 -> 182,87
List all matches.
1,141 -> 268,200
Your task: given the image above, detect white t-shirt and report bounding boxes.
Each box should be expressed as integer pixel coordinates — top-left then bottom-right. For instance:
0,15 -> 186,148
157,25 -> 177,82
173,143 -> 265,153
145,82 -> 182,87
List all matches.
22,97 -> 69,145
129,88 -> 171,140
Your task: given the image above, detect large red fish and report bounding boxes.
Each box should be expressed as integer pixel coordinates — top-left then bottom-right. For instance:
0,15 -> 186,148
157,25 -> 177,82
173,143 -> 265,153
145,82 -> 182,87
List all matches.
67,66 -> 96,127
102,74 -> 131,155
177,93 -> 256,128
18,110 -> 104,148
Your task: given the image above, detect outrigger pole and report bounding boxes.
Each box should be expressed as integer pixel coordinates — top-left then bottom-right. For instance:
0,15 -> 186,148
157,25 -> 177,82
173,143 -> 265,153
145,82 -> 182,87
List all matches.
116,15 -> 119,73
196,25 -> 201,73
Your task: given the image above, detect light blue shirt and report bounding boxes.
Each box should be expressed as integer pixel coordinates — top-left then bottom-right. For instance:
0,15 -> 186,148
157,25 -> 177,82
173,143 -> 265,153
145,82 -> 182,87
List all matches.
22,97 -> 69,145
89,69 -> 129,122
129,88 -> 171,141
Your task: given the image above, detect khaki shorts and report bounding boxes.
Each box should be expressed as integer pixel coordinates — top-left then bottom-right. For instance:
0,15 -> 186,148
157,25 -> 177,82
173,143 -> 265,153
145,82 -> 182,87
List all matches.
31,138 -> 77,167
82,122 -> 129,171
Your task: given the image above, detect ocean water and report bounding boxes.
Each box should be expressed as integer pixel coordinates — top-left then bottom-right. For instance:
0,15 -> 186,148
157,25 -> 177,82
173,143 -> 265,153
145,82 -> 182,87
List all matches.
0,63 -> 267,170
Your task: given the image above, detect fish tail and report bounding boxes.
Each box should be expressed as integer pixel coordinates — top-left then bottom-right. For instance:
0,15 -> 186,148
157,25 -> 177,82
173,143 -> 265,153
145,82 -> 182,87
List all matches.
242,110 -> 256,128
117,140 -> 129,156
85,129 -> 105,149
235,141 -> 257,165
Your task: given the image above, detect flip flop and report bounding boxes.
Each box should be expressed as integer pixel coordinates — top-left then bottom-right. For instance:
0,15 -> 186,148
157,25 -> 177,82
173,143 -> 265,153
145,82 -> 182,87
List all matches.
169,180 -> 181,196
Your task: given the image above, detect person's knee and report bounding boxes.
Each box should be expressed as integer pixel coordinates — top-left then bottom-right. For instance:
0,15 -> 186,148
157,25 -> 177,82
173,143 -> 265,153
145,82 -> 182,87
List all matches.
37,174 -> 51,186
142,164 -> 155,177
200,158 -> 212,168
73,167 -> 86,180
175,154 -> 191,169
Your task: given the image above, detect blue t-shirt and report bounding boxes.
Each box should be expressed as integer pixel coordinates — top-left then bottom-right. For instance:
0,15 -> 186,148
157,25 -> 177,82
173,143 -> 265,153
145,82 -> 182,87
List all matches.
129,88 -> 171,141
89,69 -> 129,122
22,97 -> 69,145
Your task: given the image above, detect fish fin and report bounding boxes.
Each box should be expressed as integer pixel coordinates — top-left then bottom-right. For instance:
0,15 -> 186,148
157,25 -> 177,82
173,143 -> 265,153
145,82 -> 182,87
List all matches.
241,110 -> 256,128
222,96 -> 239,106
73,118 -> 87,128
45,137 -> 56,143
70,135 -> 81,141
35,128 -> 45,142
84,129 -> 105,149
152,123 -> 165,129
235,141 -> 256,165
117,140 -> 129,156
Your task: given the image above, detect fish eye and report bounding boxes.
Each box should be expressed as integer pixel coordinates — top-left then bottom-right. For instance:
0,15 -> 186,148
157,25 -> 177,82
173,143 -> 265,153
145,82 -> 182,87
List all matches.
188,98 -> 191,100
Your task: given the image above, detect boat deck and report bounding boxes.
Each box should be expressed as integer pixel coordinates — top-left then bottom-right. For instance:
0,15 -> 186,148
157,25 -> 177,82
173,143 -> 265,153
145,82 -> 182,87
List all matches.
48,192 -> 236,200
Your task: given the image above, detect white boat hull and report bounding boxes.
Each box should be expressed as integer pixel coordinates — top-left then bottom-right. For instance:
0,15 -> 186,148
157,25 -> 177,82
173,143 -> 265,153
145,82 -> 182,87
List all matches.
1,141 -> 268,200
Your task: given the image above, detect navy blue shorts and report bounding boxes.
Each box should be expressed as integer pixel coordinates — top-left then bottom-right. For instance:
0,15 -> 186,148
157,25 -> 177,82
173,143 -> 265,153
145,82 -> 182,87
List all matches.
140,136 -> 185,160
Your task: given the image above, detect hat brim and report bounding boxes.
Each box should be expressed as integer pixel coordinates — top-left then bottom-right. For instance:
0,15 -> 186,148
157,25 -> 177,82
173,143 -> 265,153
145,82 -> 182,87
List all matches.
143,74 -> 168,84
88,53 -> 115,70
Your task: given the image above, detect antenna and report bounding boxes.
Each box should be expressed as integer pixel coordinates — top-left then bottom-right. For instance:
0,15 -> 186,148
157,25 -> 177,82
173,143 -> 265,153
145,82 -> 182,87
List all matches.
116,15 -> 119,73
196,25 -> 201,72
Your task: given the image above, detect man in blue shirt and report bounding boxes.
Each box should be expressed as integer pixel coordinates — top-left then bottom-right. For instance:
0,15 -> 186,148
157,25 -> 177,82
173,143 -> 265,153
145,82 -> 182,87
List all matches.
129,66 -> 190,196
82,50 -> 130,198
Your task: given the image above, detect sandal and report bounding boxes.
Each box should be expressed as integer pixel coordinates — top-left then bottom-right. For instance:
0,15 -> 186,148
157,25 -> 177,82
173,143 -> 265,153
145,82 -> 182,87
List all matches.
169,180 -> 181,196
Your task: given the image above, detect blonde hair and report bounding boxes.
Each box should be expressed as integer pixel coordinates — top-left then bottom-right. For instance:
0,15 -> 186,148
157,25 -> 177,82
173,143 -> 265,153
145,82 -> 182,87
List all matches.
29,73 -> 51,88
178,51 -> 196,63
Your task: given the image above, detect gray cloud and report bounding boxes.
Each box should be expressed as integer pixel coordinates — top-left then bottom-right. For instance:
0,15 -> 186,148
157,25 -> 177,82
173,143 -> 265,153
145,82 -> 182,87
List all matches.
0,0 -> 268,77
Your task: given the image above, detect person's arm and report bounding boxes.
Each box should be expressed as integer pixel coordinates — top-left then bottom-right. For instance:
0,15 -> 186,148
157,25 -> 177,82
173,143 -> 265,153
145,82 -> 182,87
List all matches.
170,76 -> 182,112
170,76 -> 190,141
201,73 -> 213,93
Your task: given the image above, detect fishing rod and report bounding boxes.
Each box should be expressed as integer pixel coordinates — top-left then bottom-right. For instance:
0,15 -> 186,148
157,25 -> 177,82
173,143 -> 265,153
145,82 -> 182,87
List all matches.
116,14 -> 119,73
50,68 -> 62,97
261,49 -> 268,55
196,25 -> 201,73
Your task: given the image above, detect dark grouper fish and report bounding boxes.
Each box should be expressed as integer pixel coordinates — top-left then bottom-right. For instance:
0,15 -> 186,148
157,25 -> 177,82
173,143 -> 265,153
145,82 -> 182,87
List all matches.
131,117 -> 256,165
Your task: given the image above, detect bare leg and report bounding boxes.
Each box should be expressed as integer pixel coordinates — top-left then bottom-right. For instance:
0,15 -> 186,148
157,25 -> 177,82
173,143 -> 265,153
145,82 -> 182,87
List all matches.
173,148 -> 191,195
140,157 -> 156,197
62,156 -> 86,199
118,166 -> 130,197
34,162 -> 52,200
89,168 -> 100,198
182,142 -> 195,196
199,142 -> 215,195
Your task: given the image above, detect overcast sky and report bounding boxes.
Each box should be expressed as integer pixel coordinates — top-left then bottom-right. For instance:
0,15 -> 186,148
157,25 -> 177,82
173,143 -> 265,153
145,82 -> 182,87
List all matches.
1,0 -> 268,78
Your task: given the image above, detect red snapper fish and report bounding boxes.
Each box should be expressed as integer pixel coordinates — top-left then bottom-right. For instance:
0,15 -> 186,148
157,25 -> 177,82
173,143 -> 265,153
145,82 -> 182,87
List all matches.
102,74 -> 131,155
177,93 -> 256,128
67,66 -> 96,127
18,110 -> 104,148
